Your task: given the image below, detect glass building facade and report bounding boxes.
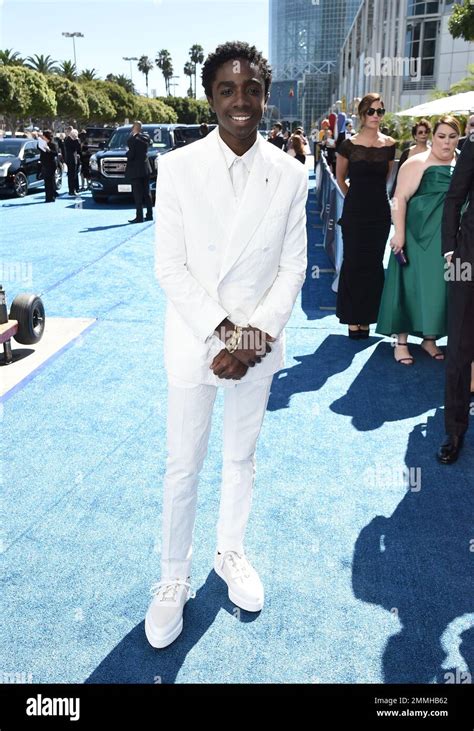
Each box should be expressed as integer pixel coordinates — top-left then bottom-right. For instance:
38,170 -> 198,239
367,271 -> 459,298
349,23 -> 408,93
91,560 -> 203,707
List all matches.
268,0 -> 362,130
336,0 -> 472,114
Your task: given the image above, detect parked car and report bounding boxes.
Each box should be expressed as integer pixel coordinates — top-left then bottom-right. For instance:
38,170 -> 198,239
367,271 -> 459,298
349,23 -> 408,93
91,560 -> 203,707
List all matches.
89,123 -> 197,203
0,138 -> 62,198
173,124 -> 217,145
84,126 -> 115,154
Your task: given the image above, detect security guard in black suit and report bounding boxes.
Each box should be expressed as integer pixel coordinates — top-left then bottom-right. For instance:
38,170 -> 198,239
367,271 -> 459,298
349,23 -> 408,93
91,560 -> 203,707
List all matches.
125,121 -> 153,223
439,136 -> 474,464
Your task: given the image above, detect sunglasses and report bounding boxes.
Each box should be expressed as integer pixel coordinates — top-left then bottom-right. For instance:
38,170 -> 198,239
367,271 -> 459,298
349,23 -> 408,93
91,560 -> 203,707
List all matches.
366,107 -> 385,117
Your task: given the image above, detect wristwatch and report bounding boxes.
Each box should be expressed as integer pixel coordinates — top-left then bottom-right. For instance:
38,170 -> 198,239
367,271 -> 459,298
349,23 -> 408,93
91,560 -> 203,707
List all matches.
225,325 -> 243,353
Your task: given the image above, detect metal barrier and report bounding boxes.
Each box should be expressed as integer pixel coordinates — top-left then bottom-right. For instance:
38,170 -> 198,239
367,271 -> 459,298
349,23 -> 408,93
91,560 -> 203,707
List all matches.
315,152 -> 345,293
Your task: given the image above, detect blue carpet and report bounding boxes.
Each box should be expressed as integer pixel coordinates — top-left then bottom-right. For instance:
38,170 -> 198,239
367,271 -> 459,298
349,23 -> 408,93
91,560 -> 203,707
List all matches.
0,178 -> 472,684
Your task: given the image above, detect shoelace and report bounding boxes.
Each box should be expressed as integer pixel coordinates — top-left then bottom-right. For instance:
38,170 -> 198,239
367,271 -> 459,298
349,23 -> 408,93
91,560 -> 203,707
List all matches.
150,579 -> 195,602
219,551 -> 251,582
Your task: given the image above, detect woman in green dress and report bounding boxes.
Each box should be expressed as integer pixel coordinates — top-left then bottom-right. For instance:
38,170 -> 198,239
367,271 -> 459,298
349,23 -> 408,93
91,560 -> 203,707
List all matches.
376,116 -> 461,364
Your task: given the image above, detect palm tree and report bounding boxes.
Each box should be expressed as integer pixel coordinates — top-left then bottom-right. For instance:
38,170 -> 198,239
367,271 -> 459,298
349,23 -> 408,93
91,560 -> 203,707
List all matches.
138,55 -> 154,97
80,68 -> 99,81
25,53 -> 58,74
156,49 -> 173,96
0,48 -> 24,66
189,44 -> 204,99
105,73 -> 135,94
183,61 -> 195,99
57,60 -> 77,80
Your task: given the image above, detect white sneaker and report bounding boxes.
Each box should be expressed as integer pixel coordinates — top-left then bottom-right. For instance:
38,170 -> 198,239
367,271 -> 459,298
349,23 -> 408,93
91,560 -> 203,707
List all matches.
214,550 -> 264,612
144,578 -> 195,649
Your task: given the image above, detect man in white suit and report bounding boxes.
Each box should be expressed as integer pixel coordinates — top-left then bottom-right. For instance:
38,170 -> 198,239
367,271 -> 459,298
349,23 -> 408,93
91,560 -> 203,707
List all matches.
145,41 -> 308,649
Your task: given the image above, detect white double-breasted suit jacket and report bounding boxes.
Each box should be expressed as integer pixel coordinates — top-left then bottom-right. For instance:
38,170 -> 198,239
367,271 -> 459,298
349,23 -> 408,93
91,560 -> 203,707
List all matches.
154,127 -> 308,386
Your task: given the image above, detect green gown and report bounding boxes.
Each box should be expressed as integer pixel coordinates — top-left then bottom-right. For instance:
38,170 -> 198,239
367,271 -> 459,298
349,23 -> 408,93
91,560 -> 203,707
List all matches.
376,164 -> 454,339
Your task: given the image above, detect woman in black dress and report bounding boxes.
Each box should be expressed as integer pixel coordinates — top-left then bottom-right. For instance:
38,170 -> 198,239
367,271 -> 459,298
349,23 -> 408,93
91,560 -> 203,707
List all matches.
39,130 -> 58,203
335,93 -> 396,338
389,118 -> 431,199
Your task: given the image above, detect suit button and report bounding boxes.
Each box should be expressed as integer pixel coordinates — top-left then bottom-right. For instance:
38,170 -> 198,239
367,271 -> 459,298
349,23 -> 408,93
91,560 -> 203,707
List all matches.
262,246 -> 269,252
208,244 -> 216,251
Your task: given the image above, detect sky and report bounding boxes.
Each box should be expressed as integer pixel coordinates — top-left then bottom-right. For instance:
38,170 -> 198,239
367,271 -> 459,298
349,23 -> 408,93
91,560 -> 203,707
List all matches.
0,0 -> 269,98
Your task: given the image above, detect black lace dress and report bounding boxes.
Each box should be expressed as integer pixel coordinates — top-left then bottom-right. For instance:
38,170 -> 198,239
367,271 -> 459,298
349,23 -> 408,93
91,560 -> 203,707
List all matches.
336,139 -> 395,324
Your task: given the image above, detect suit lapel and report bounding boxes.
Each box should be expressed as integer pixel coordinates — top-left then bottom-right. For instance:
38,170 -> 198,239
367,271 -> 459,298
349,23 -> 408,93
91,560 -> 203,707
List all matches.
218,134 -> 281,282
199,130 -> 236,240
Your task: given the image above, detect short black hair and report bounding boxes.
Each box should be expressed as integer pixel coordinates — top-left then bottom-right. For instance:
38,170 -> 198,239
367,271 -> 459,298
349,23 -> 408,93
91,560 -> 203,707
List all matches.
201,41 -> 272,98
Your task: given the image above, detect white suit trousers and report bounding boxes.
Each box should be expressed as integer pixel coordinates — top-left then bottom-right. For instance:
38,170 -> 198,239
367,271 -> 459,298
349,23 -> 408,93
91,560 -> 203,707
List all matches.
160,375 -> 273,580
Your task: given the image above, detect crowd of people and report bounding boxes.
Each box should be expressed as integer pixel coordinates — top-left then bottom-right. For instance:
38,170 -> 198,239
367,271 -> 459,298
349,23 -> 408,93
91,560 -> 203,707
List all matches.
326,91 -> 473,465
267,121 -> 311,164
29,126 -> 93,200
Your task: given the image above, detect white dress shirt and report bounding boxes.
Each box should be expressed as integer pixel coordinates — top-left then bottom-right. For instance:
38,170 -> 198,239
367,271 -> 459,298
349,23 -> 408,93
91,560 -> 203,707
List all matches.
217,130 -> 259,205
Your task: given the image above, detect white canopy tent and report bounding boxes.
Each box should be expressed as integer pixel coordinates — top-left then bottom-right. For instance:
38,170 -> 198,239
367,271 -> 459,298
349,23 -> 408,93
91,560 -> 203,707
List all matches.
396,91 -> 474,117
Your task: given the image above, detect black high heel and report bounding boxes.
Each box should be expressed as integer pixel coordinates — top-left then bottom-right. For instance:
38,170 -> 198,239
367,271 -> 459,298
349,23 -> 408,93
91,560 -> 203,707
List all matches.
358,327 -> 370,339
348,327 -> 360,339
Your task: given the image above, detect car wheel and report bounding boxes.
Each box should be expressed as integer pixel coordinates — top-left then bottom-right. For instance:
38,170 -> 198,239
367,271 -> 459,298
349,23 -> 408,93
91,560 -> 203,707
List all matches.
13,171 -> 28,198
10,293 -> 45,345
54,167 -> 63,191
92,195 -> 108,203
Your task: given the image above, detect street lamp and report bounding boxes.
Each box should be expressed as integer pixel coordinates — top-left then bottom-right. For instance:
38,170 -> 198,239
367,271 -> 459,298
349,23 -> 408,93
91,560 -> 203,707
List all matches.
169,75 -> 180,97
62,32 -> 84,72
123,56 -> 138,83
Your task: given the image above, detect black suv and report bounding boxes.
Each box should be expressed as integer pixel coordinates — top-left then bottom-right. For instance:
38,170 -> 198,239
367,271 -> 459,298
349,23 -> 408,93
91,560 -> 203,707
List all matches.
0,137 -> 62,198
84,126 -> 115,154
89,123 -> 194,203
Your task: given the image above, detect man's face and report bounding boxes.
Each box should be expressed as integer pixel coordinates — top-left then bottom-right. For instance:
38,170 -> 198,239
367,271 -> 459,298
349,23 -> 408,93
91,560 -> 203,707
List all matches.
207,58 -> 267,144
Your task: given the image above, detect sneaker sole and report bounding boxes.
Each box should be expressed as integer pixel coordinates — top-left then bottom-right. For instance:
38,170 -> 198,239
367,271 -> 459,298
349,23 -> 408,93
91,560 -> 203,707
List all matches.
214,561 -> 264,612
144,612 -> 183,649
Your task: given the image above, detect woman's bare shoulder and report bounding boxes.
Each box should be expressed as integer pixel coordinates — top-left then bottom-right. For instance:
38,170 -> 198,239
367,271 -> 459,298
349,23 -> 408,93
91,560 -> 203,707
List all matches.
401,151 -> 429,168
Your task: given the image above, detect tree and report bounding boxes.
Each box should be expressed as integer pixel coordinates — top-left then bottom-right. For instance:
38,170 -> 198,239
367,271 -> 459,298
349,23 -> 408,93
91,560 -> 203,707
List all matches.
80,68 -> 99,82
133,96 -> 178,123
25,54 -> 58,74
381,112 -> 413,149
183,61 -> 195,99
448,0 -> 474,42
189,44 -> 204,99
138,55 -> 154,97
0,48 -> 24,66
106,73 -> 135,94
57,60 -> 77,81
156,95 -> 215,124
46,75 -> 89,124
449,64 -> 474,93
156,49 -> 173,95
0,66 -> 56,132
101,80 -> 135,122
80,82 -> 116,123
